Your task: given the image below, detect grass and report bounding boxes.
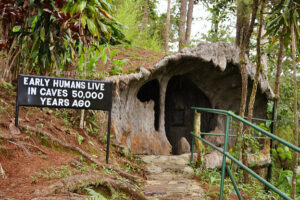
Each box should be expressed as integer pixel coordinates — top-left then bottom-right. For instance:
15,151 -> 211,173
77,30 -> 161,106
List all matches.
33,164 -> 72,182
31,161 -> 100,184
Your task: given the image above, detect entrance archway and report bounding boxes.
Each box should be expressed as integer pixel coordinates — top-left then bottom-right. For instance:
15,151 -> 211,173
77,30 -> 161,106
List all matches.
137,79 -> 160,131
165,75 -> 214,154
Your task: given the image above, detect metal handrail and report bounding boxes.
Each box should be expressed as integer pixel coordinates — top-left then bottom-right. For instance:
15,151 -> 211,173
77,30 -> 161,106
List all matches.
192,107 -> 300,152
190,107 -> 300,200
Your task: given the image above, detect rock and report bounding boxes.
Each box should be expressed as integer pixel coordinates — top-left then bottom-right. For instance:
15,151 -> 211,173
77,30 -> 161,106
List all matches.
182,166 -> 195,179
107,42 -> 273,155
70,160 -> 84,168
0,163 -> 6,179
141,154 -> 204,199
177,137 -> 191,155
204,127 -> 224,147
144,188 -> 166,196
9,123 -> 20,135
204,150 -> 223,169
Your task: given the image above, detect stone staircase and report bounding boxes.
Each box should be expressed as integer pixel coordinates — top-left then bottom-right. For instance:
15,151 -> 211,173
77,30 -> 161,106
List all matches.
140,154 -> 205,200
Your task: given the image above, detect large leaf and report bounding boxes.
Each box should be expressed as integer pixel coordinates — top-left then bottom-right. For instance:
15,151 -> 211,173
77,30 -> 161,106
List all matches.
77,1 -> 87,13
80,15 -> 87,29
98,20 -> 108,33
40,27 -> 45,42
87,18 -> 97,36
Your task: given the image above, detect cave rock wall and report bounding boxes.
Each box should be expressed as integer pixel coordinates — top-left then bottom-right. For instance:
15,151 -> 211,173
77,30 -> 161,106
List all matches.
107,42 -> 274,155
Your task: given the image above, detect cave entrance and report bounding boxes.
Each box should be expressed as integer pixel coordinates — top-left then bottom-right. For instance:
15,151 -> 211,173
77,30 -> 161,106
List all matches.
165,75 -> 213,154
137,79 -> 160,131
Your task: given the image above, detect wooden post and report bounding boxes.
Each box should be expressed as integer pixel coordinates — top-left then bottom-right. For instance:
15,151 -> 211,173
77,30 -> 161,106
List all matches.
194,112 -> 205,167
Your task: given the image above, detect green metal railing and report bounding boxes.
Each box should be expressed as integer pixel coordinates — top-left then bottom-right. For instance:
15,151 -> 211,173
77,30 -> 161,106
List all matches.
190,107 -> 300,200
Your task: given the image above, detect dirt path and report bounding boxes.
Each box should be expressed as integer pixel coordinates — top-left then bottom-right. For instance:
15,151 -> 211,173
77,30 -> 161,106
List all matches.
141,154 -> 205,200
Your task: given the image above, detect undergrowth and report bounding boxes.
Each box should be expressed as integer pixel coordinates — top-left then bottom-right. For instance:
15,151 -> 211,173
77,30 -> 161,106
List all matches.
195,168 -> 280,200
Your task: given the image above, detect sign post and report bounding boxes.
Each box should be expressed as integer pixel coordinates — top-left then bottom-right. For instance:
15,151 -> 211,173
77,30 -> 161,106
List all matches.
15,74 -> 113,163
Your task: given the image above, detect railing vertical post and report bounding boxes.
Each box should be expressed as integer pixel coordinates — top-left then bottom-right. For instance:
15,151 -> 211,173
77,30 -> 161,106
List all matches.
219,115 -> 231,200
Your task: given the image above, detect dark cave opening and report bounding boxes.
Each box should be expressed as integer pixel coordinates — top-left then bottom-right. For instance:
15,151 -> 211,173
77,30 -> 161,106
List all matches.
165,75 -> 214,154
137,79 -> 160,131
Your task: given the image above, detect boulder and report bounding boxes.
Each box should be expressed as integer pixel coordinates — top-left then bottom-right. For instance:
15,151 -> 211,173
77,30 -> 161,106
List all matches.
177,137 -> 190,155
9,123 -> 20,135
204,127 -> 224,147
204,150 -> 223,169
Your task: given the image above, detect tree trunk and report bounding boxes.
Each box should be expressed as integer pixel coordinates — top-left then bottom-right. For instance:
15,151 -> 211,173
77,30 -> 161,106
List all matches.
243,3 -> 266,184
141,0 -> 149,32
236,0 -> 250,47
178,0 -> 187,51
236,0 -> 259,184
246,0 -> 265,124
244,0 -> 259,55
290,16 -> 298,200
185,0 -> 194,44
236,0 -> 259,139
260,27 -> 268,75
165,0 -> 171,53
79,24 -> 87,130
273,30 -> 285,135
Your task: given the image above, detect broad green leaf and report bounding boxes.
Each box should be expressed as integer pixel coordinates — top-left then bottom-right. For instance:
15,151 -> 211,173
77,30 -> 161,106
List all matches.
70,3 -> 78,16
40,27 -> 45,42
81,15 -> 87,29
282,12 -> 289,27
286,174 -> 292,186
87,18 -> 97,36
98,20 -> 108,33
31,36 -> 40,54
279,153 -> 286,160
78,54 -> 85,69
87,5 -> 96,15
277,147 -> 284,153
31,16 -> 38,29
100,0 -> 111,11
287,152 -> 292,160
77,134 -> 84,145
284,146 -> 289,152
109,49 -> 118,59
12,26 -> 21,32
78,1 -> 87,13
102,52 -> 108,64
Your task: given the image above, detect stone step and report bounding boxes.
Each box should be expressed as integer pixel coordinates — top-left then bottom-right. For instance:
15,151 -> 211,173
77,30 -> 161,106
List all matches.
140,154 -> 205,200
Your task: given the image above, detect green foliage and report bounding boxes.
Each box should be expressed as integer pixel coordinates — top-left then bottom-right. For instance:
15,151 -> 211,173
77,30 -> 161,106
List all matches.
85,188 -> 107,200
275,167 -> 300,199
0,0 -> 125,80
276,147 -> 292,161
114,0 -> 163,52
35,165 -> 72,180
77,134 -> 85,145
0,82 -> 14,91
200,0 -> 236,43
194,168 -> 278,199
